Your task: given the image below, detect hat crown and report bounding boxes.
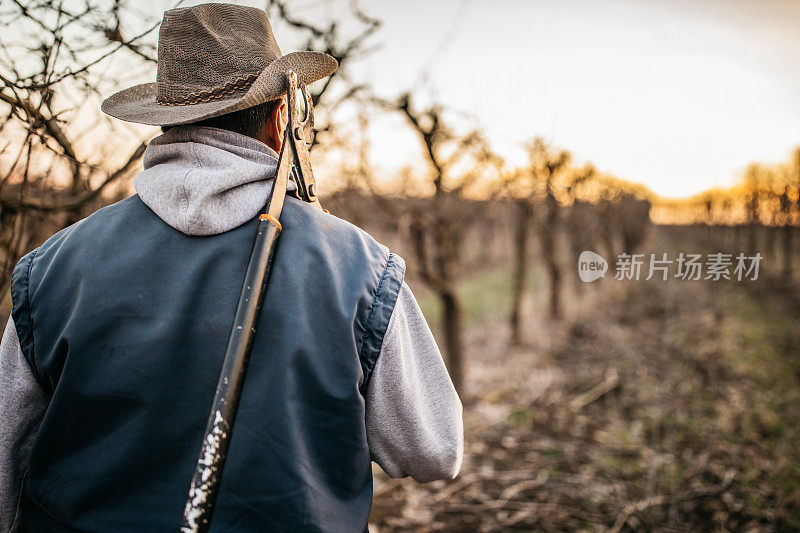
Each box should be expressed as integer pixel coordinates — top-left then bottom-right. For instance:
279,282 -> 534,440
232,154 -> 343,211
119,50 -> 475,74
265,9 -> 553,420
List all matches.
156,4 -> 282,106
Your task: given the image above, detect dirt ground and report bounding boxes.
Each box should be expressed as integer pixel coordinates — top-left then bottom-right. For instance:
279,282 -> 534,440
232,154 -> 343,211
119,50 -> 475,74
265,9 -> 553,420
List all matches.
369,226 -> 800,532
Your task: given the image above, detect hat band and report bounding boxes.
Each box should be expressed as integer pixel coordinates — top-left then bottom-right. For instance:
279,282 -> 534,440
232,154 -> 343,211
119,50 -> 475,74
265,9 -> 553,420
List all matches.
156,73 -> 260,107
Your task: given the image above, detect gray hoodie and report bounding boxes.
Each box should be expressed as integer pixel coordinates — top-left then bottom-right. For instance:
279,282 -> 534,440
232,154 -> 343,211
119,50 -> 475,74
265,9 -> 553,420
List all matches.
0,126 -> 463,531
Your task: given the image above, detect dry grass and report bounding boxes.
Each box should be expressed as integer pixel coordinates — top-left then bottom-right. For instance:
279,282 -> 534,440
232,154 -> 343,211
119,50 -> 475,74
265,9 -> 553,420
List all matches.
369,226 -> 800,532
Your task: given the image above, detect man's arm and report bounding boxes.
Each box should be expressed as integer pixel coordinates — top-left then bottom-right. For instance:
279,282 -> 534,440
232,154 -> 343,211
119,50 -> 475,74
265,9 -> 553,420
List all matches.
365,282 -> 464,483
0,317 -> 49,532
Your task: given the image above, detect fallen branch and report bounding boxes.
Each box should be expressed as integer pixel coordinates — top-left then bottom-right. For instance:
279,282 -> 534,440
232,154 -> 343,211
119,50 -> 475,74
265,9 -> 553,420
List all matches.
490,471 -> 549,510
570,368 -> 619,410
609,469 -> 736,533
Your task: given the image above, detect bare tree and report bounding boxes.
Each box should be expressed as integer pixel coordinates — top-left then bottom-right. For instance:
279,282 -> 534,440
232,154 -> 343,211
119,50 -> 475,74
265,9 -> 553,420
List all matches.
781,148 -> 800,278
266,0 -> 380,149
616,193 -> 651,254
373,92 -> 499,394
0,0 -> 170,293
506,138 -> 571,330
508,180 -> 533,344
743,163 -> 768,255
562,164 -> 598,294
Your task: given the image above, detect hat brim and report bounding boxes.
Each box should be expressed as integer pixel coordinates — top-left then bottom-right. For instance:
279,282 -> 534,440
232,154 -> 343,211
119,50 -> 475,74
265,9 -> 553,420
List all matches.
101,51 -> 337,126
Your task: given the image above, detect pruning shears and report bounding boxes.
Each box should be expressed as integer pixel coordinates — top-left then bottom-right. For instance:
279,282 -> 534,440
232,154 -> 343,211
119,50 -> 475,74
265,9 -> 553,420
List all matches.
180,69 -> 321,533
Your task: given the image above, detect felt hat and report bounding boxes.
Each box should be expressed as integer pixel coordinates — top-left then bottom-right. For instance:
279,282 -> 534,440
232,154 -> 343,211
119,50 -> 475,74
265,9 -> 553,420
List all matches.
101,3 -> 337,126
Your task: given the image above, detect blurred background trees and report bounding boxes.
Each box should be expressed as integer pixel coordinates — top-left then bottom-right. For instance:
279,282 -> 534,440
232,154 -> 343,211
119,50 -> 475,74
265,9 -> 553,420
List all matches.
0,0 -> 162,289
265,0 -> 380,149
367,92 -> 501,394
652,147 -> 800,281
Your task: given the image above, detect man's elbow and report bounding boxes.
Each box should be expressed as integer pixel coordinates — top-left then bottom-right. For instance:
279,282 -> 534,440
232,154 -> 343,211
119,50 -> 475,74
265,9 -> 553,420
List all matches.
412,426 -> 464,483
425,400 -> 465,482
437,439 -> 464,481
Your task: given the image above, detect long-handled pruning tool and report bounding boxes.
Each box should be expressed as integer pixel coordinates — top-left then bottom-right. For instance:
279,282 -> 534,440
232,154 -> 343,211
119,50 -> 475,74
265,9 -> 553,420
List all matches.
180,69 -> 322,533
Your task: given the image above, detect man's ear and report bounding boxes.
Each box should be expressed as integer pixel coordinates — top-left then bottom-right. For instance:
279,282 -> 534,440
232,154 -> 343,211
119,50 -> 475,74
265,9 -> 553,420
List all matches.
274,99 -> 286,133
264,98 -> 286,152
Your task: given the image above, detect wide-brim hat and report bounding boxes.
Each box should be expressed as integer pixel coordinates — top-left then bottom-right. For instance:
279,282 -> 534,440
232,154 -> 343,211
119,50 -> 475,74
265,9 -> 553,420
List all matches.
101,3 -> 337,126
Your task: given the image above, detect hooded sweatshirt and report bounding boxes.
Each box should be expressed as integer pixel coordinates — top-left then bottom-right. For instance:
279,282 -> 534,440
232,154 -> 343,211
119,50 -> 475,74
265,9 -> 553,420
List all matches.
0,126 -> 463,531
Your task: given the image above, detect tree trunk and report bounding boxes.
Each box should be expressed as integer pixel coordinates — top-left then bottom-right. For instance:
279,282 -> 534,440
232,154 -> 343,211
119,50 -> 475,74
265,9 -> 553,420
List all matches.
409,195 -> 467,396
479,216 -> 496,268
764,225 -> 776,260
440,289 -> 464,395
603,232 -> 615,261
547,256 -> 561,318
748,223 -> 758,256
510,201 -> 532,344
784,224 -> 793,278
734,224 -> 745,252
542,194 -> 561,319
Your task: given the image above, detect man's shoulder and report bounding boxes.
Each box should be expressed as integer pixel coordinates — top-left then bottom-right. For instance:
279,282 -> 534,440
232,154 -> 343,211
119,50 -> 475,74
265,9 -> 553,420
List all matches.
9,196 -> 142,340
69,194 -> 150,234
282,195 -> 394,260
39,195 -> 143,251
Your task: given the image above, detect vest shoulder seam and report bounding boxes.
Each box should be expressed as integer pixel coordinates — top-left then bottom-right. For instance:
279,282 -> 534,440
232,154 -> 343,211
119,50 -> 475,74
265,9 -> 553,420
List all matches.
10,247 -> 44,388
25,247 -> 44,388
357,252 -> 405,394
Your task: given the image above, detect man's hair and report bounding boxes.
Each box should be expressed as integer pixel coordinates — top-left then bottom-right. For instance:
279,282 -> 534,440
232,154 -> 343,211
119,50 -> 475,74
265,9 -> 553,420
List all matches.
176,99 -> 281,139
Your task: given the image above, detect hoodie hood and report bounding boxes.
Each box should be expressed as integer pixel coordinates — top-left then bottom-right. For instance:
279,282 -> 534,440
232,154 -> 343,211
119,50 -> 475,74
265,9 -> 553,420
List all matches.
134,126 -> 295,236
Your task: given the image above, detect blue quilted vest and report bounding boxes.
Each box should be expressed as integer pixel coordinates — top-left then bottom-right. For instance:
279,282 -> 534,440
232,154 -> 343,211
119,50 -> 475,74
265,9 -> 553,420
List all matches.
10,194 -> 404,532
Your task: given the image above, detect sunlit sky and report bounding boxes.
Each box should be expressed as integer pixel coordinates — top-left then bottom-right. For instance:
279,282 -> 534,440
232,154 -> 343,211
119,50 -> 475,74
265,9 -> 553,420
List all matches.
93,1 -> 800,197
316,0 -> 800,198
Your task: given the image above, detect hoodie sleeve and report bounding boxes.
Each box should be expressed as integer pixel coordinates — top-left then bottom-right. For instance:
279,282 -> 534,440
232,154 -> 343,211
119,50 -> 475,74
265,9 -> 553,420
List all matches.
0,317 -> 49,532
365,282 -> 464,483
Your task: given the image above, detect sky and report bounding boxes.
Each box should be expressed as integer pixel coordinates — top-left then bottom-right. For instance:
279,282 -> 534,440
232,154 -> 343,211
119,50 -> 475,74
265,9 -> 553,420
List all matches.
335,0 -> 800,198
21,0 -> 800,199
